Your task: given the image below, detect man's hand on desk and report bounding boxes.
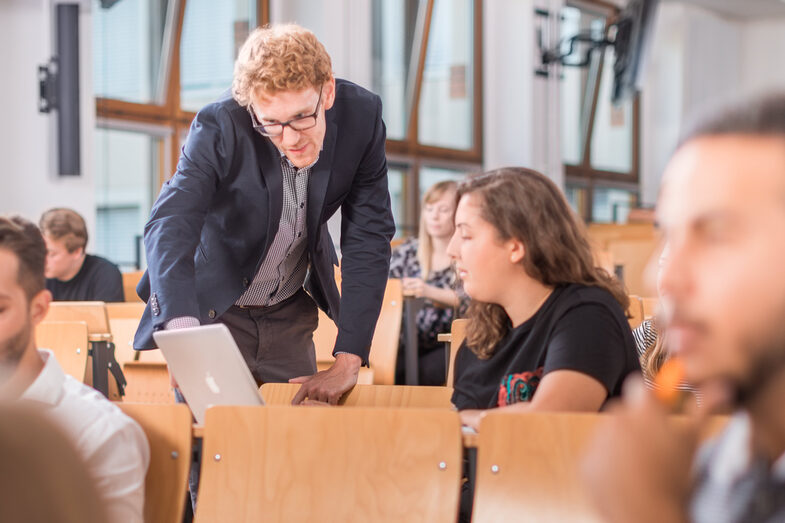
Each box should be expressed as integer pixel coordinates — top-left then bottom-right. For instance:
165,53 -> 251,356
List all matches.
289,352 -> 362,405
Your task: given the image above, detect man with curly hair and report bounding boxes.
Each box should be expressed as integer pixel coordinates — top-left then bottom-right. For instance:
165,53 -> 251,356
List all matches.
135,24 -> 394,405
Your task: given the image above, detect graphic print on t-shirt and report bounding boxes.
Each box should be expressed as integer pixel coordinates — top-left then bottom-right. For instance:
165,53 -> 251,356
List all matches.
498,367 -> 544,406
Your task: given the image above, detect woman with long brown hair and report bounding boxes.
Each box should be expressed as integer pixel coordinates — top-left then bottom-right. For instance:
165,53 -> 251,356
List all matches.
448,167 -> 640,429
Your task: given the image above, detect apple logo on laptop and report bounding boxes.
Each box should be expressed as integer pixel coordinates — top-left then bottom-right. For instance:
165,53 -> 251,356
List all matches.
205,372 -> 221,394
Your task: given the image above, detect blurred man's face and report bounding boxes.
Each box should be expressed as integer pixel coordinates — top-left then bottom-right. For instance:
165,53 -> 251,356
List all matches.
43,235 -> 83,281
0,250 -> 33,372
657,135 -> 785,399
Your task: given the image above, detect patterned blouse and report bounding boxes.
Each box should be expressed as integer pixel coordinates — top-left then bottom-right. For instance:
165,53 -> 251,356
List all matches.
389,238 -> 468,353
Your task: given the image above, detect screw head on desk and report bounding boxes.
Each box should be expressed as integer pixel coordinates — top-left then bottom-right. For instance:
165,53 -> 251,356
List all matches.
491,465 -> 500,474
438,461 -> 447,471
170,451 -> 179,459
391,300 -> 397,306
214,454 -> 222,462
76,348 -> 81,354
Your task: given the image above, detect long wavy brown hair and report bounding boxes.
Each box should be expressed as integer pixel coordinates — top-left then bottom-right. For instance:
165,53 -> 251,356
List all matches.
460,167 -> 629,358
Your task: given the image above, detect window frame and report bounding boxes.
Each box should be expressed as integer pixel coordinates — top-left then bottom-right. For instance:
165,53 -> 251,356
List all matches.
381,0 -> 484,234
95,0 -> 270,175
95,0 -> 483,234
561,0 -> 641,223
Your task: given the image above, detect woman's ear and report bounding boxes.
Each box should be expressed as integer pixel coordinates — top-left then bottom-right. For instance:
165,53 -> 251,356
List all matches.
508,239 -> 525,264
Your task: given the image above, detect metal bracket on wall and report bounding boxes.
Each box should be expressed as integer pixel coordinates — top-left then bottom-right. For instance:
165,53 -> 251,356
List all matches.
38,58 -> 58,113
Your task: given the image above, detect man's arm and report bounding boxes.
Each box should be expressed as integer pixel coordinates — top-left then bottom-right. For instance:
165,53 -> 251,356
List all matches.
143,103 -> 236,327
291,95 -> 394,404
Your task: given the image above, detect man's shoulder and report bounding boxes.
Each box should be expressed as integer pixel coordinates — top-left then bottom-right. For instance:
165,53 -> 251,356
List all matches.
333,79 -> 381,119
84,254 -> 121,273
56,376 -> 147,450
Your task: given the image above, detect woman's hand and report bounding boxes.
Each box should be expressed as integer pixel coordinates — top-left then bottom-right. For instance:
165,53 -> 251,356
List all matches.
459,409 -> 487,431
402,277 -> 427,298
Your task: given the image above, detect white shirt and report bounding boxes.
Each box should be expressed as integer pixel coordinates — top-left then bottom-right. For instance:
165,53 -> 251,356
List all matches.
21,350 -> 150,523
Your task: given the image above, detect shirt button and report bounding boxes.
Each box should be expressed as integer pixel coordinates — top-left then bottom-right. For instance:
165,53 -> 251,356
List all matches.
243,278 -> 250,287
299,202 -> 305,209
208,309 -> 216,319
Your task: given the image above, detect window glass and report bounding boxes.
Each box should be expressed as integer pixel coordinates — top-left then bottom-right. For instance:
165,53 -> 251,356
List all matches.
559,5 -> 606,165
93,0 -> 171,104
372,0 -> 421,140
418,165 -> 467,197
418,0 -> 474,150
590,47 -> 634,173
94,128 -> 164,270
180,0 -> 256,112
592,186 -> 638,223
388,166 -> 407,238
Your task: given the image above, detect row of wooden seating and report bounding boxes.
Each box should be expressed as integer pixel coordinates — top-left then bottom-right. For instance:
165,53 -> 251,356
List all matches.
124,398 -> 726,523
588,223 -> 660,297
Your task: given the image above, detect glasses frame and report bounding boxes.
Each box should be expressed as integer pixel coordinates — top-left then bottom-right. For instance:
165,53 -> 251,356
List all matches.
247,86 -> 324,137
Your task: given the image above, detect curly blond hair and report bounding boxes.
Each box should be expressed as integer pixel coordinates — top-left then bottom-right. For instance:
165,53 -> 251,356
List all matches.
232,24 -> 333,106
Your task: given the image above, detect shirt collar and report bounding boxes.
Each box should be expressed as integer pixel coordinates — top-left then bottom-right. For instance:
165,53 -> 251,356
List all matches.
279,150 -> 320,172
708,412 -> 785,484
20,349 -> 66,407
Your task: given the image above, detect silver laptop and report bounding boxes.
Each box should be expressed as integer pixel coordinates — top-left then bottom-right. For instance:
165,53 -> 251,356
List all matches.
153,324 -> 264,424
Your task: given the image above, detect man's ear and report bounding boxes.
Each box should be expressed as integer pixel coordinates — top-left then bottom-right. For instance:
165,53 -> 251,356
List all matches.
322,76 -> 336,111
29,289 -> 51,327
508,239 -> 525,264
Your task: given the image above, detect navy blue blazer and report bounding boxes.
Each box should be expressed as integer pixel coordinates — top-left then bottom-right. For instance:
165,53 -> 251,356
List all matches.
133,79 -> 395,363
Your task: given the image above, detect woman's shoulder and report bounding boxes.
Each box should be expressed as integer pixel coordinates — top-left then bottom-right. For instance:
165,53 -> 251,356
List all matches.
392,237 -> 419,255
553,283 -> 626,314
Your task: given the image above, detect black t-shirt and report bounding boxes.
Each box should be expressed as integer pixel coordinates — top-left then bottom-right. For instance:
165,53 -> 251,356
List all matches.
46,254 -> 125,302
451,283 -> 641,410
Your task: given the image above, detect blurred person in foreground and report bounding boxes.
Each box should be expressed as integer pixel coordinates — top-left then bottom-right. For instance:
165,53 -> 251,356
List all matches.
0,215 -> 149,523
582,93 -> 785,523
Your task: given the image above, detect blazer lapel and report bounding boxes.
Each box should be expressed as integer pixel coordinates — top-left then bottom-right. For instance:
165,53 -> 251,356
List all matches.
307,118 -> 337,246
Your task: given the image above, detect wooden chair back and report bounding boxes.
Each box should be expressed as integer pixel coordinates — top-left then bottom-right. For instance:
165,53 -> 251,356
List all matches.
472,412 -> 730,523
641,296 -> 659,319
118,403 -> 192,523
627,295 -> 645,329
44,301 -> 111,340
122,271 -> 144,302
472,412 -> 604,523
587,224 -> 659,296
123,362 -> 174,404
368,278 -> 403,384
446,319 -> 468,388
260,383 -> 453,408
593,249 -> 615,276
36,321 -> 90,382
312,279 -> 403,385
106,302 -> 146,366
195,406 -> 462,523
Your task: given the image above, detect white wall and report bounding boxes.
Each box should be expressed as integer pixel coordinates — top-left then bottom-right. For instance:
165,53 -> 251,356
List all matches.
0,0 -> 96,239
741,18 -> 785,95
639,2 -> 743,206
483,0 -> 563,187
639,3 -> 785,207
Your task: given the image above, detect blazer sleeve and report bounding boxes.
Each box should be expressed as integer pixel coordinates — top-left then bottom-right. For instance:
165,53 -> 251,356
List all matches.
334,96 -> 396,363
142,103 -> 237,329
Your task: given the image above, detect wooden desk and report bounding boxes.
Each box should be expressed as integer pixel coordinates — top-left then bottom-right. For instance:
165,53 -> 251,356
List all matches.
194,423 -> 479,448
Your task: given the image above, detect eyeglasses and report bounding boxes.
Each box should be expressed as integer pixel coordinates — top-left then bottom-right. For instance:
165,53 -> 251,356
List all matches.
247,87 -> 323,137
